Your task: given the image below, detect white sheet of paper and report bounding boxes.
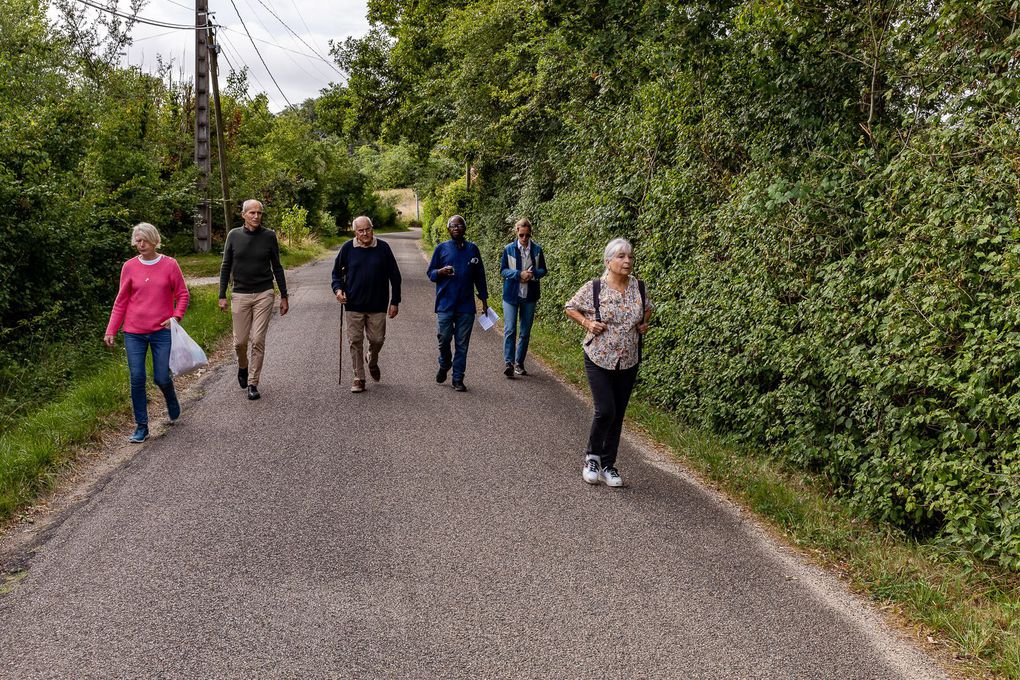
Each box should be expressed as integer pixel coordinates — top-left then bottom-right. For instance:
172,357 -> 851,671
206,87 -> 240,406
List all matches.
478,306 -> 499,331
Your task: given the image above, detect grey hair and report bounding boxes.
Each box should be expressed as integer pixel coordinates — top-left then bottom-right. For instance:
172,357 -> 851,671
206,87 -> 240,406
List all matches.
131,222 -> 161,249
241,199 -> 263,213
602,237 -> 633,276
352,215 -> 374,229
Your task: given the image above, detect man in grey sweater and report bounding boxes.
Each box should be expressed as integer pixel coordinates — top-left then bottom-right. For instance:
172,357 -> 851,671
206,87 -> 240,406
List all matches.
218,199 -> 289,400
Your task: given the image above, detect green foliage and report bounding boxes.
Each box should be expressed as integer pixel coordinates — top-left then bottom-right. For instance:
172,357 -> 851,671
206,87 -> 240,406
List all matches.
0,3 -> 383,417
0,286 -> 229,520
355,143 -> 417,189
316,210 -> 338,238
422,178 -> 473,247
362,0 -> 1020,568
277,205 -> 312,246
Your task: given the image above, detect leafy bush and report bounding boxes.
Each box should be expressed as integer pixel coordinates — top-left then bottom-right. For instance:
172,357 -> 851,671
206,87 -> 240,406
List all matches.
277,205 -> 312,246
358,0 -> 1020,567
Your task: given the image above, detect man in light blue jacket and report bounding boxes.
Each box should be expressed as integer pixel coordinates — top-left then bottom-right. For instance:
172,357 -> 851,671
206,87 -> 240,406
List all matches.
499,218 -> 548,378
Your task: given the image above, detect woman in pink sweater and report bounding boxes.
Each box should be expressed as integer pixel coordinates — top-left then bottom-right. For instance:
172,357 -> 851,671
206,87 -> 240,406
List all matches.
104,223 -> 190,443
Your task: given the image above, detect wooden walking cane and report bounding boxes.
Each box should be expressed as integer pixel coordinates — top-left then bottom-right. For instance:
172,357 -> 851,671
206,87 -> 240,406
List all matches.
338,264 -> 346,385
338,301 -> 344,385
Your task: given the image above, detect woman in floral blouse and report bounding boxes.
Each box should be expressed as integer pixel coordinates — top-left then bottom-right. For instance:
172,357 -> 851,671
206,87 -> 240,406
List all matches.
564,238 -> 652,487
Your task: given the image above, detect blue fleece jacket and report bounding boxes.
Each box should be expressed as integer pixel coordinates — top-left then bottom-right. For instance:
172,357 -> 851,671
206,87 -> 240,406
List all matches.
427,239 -> 488,314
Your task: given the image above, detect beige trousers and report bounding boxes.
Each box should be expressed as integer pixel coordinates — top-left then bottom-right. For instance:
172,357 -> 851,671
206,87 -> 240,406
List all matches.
231,290 -> 276,386
346,311 -> 387,381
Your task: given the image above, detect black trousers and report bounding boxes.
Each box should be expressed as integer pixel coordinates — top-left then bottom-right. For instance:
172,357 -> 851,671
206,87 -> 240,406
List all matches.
583,354 -> 639,468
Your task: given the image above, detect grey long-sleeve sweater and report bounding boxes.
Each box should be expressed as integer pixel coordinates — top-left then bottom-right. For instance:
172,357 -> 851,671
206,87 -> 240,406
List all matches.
218,226 -> 288,299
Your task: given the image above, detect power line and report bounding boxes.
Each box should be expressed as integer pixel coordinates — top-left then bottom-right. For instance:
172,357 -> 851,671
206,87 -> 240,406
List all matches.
237,0 -> 330,82
241,0 -> 279,44
73,0 -> 210,30
287,0 -> 314,41
218,33 -> 271,104
131,29 -> 178,42
251,0 -> 342,76
226,0 -> 293,107
242,0 -> 335,81
219,26 -> 337,69
218,30 -> 283,109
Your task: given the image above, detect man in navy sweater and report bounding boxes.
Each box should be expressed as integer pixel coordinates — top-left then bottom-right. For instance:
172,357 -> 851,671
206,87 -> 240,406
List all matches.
331,216 -> 402,393
427,215 -> 488,392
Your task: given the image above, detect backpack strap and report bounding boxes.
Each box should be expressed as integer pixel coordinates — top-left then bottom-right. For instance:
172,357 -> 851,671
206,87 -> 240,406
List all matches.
584,278 -> 601,347
637,279 -> 646,363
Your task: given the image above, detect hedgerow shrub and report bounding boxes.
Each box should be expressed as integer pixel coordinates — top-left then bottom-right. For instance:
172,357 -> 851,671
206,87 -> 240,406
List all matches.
356,0 -> 1020,566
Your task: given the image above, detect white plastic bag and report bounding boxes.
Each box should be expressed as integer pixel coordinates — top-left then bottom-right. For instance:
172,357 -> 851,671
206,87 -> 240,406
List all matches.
168,318 -> 208,377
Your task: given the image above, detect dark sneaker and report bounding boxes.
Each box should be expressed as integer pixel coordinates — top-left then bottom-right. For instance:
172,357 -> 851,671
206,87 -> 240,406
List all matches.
582,458 -> 600,484
128,425 -> 149,443
247,384 -> 261,400
452,380 -> 467,392
514,364 -> 528,376
351,379 -> 366,393
238,367 -> 249,389
367,353 -> 381,382
504,362 -> 515,378
600,466 -> 624,488
436,366 -> 449,383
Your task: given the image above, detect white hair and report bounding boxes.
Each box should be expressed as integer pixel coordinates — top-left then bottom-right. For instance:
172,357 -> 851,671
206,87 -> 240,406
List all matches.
242,199 -> 263,213
352,215 -> 374,229
602,237 -> 633,276
131,222 -> 161,248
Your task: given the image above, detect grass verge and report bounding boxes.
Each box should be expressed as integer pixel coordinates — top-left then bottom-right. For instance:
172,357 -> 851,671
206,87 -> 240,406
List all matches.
177,239 -> 338,279
0,286 -> 230,521
529,319 -> 1020,680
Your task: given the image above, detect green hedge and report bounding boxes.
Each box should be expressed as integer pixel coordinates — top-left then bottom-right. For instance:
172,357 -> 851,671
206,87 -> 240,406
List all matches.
365,0 -> 1020,566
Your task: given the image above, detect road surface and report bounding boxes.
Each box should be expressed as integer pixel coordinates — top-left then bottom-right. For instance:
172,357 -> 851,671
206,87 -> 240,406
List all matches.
0,231 -> 945,679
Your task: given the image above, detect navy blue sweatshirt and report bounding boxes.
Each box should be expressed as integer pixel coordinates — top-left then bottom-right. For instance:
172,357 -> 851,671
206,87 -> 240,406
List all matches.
331,239 -> 402,313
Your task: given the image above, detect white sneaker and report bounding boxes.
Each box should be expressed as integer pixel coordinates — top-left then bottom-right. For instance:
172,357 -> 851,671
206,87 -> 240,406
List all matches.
600,466 -> 624,488
582,458 -> 600,485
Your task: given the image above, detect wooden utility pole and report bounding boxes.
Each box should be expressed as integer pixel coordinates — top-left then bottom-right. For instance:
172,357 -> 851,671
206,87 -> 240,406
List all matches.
209,26 -> 232,233
194,0 -> 212,252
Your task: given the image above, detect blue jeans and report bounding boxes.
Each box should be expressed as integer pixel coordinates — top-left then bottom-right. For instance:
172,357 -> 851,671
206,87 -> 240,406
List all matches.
124,329 -> 177,426
502,299 -> 537,366
436,311 -> 475,382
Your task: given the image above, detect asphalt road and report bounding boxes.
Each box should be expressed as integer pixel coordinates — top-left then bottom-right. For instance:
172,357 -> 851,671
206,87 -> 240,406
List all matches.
0,231 -> 946,679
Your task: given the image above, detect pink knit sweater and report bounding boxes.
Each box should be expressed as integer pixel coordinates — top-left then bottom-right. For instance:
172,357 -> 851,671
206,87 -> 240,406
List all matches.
105,256 -> 190,335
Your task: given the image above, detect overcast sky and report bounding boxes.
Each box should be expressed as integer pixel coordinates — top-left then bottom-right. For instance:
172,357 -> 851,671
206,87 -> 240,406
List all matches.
70,1 -> 371,112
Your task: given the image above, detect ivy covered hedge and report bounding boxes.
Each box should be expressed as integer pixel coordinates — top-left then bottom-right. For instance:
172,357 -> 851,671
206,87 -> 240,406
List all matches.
348,0 -> 1020,566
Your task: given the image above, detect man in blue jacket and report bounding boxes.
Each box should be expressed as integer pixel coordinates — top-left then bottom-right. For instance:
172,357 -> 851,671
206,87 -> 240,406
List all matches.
331,216 -> 402,393
499,218 -> 547,378
427,215 -> 488,392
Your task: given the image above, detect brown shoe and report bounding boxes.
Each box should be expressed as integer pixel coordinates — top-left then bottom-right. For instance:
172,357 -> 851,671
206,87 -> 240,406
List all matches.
366,352 -> 380,381
350,379 -> 366,393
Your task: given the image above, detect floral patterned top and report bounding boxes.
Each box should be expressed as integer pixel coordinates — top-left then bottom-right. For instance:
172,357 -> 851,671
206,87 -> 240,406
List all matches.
565,275 -> 652,370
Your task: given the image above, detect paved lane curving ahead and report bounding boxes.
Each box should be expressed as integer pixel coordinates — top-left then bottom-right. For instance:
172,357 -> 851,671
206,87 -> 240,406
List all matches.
0,231 -> 945,679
